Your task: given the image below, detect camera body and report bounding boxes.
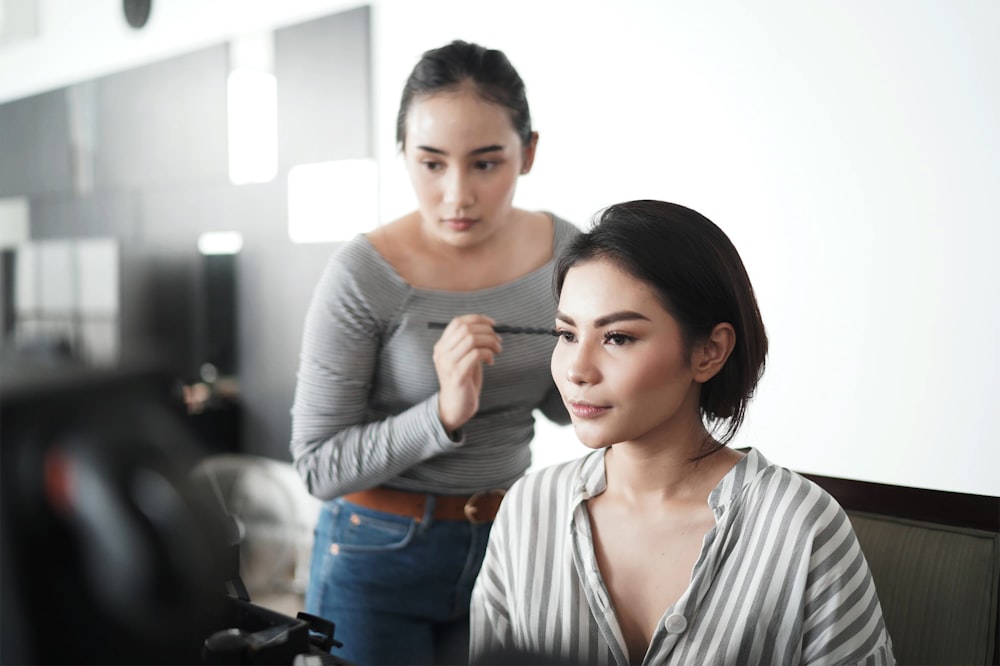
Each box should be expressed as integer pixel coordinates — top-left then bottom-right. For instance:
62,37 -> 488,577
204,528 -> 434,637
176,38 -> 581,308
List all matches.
0,359 -> 344,664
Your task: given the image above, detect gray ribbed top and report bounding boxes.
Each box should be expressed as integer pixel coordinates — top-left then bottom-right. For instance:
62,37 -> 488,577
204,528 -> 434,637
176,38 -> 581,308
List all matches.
290,215 -> 579,500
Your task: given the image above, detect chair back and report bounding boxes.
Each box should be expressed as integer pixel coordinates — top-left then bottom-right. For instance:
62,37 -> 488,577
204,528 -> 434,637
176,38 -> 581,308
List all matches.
803,474 -> 1000,666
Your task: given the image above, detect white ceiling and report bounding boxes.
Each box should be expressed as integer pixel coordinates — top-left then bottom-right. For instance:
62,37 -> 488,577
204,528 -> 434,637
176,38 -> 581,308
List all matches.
0,0 -> 365,104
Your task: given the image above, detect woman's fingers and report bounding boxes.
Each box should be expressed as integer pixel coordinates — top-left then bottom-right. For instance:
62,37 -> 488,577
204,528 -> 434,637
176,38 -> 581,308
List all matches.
437,316 -> 501,353
438,332 -> 501,366
435,349 -> 494,430
433,315 -> 502,366
433,314 -> 502,432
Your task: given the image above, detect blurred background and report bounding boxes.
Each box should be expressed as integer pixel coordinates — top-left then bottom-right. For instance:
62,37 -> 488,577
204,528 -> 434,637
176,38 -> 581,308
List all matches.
0,0 -> 997,531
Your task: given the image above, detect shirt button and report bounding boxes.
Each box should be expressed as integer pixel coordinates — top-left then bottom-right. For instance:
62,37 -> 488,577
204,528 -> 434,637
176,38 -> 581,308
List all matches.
664,613 -> 687,634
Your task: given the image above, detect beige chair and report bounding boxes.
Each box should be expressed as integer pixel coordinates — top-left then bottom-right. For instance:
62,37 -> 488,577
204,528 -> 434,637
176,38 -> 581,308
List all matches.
803,473 -> 1000,665
191,454 -> 322,616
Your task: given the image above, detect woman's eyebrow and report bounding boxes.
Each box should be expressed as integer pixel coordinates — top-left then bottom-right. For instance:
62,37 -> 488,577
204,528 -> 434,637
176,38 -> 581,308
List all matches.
469,144 -> 504,155
554,310 -> 650,327
415,144 -> 505,156
594,311 -> 650,327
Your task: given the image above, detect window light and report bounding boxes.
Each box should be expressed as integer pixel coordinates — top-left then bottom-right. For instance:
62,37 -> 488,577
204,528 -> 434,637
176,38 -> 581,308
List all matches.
287,159 -> 380,243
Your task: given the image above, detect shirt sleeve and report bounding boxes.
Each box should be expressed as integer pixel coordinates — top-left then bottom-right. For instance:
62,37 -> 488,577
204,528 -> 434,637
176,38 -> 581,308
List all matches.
289,246 -> 462,500
800,499 -> 896,665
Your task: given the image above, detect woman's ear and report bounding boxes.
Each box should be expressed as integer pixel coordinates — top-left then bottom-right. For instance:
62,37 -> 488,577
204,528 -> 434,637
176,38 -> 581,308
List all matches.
520,131 -> 539,174
692,322 -> 736,383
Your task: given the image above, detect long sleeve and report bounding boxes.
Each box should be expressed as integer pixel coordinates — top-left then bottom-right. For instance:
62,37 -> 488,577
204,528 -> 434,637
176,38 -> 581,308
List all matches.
799,503 -> 895,665
289,247 -> 459,500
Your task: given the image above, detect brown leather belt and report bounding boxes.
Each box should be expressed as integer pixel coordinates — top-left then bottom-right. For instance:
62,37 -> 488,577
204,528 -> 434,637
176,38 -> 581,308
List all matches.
342,486 -> 506,524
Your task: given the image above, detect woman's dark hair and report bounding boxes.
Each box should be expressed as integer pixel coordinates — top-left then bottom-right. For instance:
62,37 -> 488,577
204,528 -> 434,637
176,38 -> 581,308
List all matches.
555,200 -> 768,452
396,40 -> 532,149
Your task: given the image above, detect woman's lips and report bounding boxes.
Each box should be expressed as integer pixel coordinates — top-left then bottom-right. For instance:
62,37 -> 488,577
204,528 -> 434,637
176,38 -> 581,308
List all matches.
568,400 -> 610,419
443,217 -> 477,231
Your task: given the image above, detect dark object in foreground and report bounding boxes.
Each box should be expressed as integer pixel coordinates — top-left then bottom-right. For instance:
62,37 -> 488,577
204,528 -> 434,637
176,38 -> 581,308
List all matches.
0,358 -> 350,665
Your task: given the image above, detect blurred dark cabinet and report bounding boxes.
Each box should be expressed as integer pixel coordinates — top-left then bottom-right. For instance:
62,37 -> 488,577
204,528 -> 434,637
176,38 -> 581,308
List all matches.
187,397 -> 242,455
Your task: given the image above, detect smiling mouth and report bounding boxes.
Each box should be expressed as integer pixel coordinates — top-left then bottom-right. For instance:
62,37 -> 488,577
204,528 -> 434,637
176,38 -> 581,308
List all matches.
567,401 -> 610,419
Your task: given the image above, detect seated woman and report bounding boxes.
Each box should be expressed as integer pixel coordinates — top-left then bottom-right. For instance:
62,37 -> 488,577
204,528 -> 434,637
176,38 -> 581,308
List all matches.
469,200 -> 895,665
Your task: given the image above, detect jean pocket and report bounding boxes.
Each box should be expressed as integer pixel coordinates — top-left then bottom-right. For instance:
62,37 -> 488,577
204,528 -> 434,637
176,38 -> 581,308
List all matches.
330,500 -> 417,553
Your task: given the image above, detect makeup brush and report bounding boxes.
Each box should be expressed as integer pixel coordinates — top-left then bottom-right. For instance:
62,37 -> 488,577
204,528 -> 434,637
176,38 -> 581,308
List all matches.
426,322 -> 556,336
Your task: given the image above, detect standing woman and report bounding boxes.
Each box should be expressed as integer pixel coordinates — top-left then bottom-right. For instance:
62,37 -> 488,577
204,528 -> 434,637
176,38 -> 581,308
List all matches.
290,41 -> 578,665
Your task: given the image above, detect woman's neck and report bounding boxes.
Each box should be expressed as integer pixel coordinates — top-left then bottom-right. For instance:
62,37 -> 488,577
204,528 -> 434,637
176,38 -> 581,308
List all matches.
602,429 -> 741,507
372,208 -> 552,291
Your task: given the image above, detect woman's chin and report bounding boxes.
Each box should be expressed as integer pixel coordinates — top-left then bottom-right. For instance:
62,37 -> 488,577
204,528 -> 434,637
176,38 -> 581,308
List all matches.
572,424 -> 615,450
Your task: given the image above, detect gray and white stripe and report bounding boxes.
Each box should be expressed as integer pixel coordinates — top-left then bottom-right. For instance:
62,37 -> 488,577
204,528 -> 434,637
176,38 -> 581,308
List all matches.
470,448 -> 895,665
290,215 -> 578,500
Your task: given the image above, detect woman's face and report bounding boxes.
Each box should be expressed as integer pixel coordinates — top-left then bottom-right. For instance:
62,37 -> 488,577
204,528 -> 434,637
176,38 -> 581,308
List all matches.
551,258 -> 703,450
403,87 -> 534,248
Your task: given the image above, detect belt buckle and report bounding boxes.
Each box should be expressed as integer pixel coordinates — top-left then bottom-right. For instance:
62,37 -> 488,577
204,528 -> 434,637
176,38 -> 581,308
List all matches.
463,489 -> 506,524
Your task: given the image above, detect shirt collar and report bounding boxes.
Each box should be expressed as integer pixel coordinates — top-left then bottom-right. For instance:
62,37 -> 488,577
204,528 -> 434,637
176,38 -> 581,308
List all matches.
570,446 -> 771,516
572,449 -> 607,505
708,447 -> 770,515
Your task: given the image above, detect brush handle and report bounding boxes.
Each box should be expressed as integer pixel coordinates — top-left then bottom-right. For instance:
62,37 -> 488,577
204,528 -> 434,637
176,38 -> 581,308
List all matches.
426,322 -> 555,336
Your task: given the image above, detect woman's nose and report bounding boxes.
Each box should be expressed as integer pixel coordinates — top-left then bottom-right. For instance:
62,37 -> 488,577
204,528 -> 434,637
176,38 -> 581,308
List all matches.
565,343 -> 600,386
443,170 -> 475,208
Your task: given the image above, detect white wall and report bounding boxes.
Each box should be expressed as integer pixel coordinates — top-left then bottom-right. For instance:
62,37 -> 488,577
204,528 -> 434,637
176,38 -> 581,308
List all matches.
2,0 -> 998,495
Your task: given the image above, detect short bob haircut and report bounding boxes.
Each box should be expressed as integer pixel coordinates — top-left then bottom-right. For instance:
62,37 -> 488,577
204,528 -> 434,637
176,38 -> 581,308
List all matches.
555,200 -> 768,451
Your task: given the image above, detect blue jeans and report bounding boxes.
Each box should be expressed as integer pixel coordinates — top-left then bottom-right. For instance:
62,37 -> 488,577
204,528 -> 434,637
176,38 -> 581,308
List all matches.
305,496 -> 493,665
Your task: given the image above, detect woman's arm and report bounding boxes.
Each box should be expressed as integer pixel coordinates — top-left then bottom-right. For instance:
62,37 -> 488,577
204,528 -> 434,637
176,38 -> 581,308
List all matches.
289,250 -> 460,500
800,499 -> 895,665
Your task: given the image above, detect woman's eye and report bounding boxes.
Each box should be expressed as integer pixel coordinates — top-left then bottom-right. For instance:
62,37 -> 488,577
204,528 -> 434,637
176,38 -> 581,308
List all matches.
474,160 -> 499,171
604,332 -> 634,346
422,161 -> 443,172
555,329 -> 576,343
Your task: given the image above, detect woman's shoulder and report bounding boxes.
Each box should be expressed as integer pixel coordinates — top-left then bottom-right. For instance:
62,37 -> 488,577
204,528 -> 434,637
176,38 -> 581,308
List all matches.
731,449 -> 848,529
314,231 -> 410,314
546,212 -> 582,248
327,232 -> 380,267
364,213 -> 415,264
716,452 -> 860,571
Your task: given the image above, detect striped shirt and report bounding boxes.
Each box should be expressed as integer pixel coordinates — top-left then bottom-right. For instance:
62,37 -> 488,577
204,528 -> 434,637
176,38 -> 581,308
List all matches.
470,448 -> 895,665
290,215 -> 578,500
